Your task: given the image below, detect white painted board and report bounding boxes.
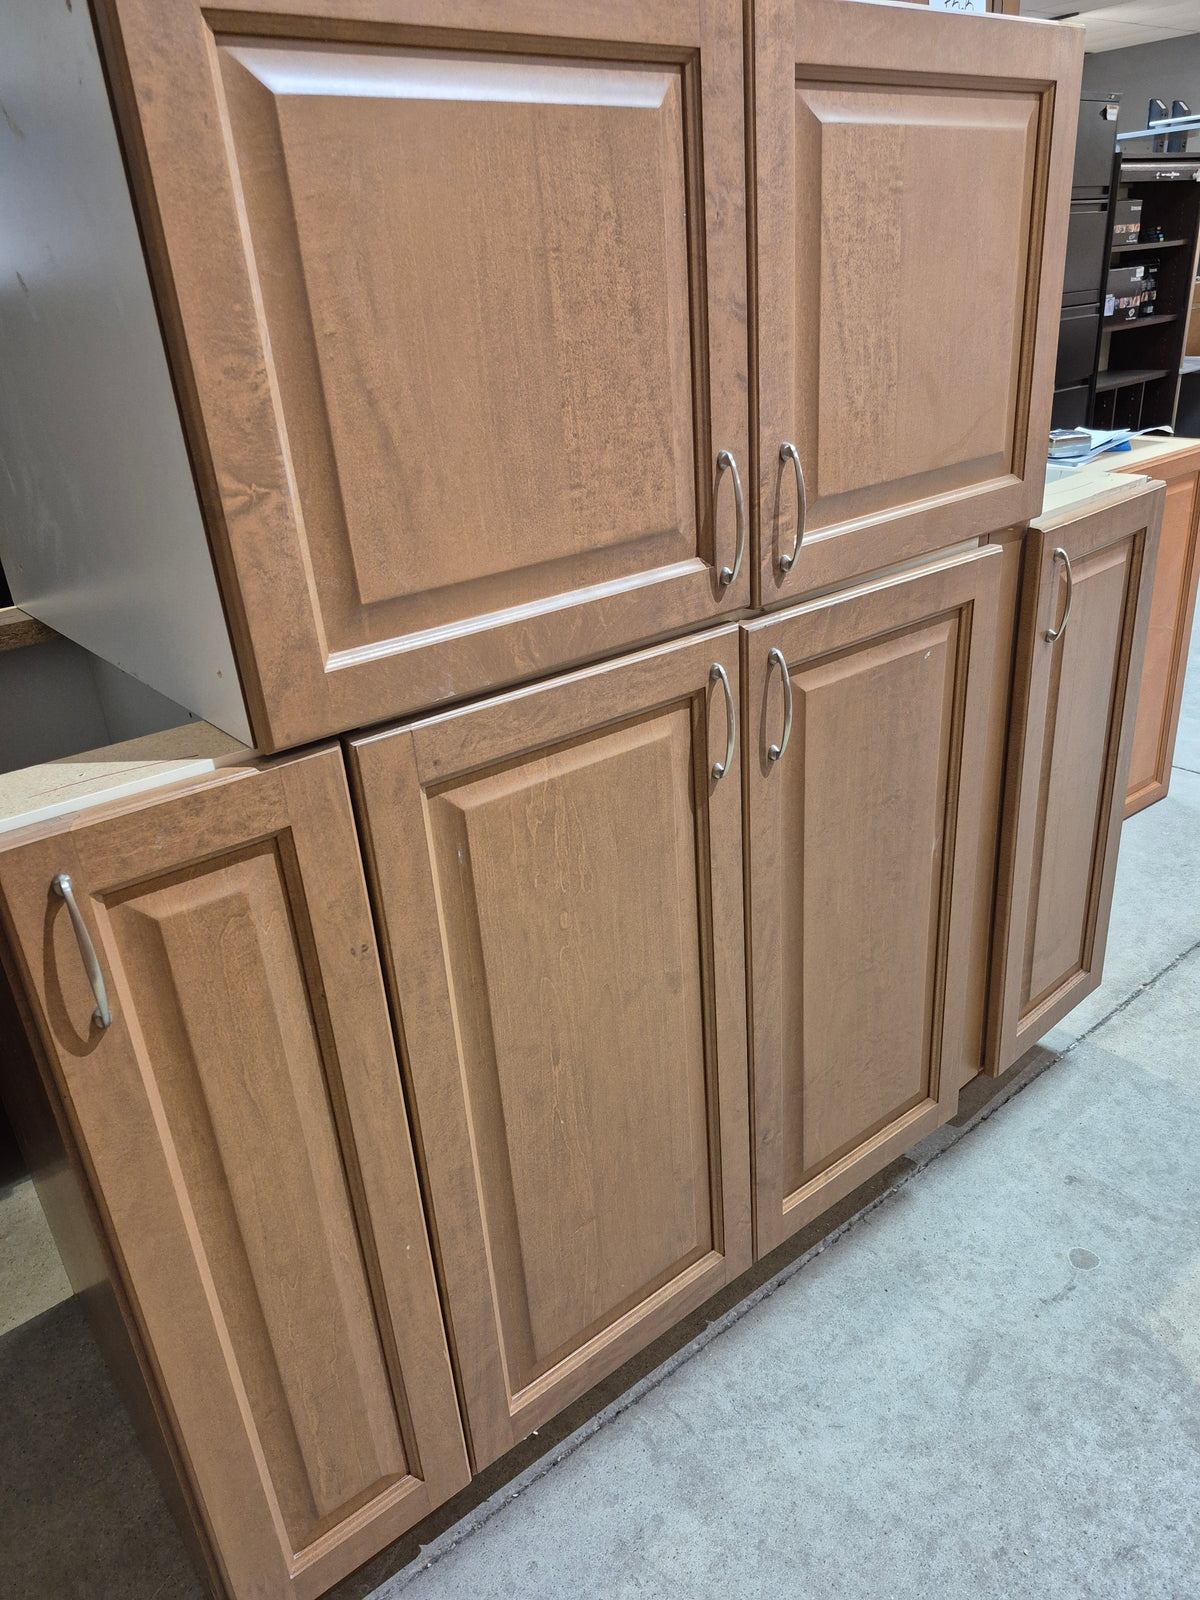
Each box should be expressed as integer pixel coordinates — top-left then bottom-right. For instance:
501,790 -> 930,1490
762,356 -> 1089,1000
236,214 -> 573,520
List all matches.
0,0 -> 252,743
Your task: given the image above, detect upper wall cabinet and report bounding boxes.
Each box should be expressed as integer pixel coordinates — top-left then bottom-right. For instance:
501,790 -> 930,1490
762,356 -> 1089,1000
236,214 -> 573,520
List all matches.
95,0 -> 748,751
753,0 -> 1083,605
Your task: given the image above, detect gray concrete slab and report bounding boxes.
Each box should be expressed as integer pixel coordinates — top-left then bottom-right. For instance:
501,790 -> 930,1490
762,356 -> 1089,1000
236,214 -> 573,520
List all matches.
1170,609 -> 1200,776
385,1033 -> 1200,1600
1042,764 -> 1200,1049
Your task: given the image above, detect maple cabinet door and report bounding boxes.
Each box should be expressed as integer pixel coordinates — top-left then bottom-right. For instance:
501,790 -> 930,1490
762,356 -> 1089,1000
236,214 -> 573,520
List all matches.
349,630 -> 751,1469
1120,448 -> 1200,816
743,548 -> 1001,1257
988,486 -> 1163,1074
753,0 -> 1081,606
0,750 -> 469,1600
95,0 -> 749,751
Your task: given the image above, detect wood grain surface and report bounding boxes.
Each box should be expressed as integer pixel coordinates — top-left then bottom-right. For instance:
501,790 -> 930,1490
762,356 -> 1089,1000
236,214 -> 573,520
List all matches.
742,546 -> 1001,1256
987,483 -> 1163,1073
94,0 -> 749,751
349,627 -> 751,1469
751,0 -> 1082,607
1113,444 -> 1200,816
0,748 -> 469,1600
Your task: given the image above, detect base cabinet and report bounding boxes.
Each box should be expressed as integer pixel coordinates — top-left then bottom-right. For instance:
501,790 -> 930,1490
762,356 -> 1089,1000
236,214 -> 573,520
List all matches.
1117,445 -> 1200,816
742,547 -> 1002,1256
0,749 -> 469,1600
988,484 -> 1163,1074
349,630 -> 752,1470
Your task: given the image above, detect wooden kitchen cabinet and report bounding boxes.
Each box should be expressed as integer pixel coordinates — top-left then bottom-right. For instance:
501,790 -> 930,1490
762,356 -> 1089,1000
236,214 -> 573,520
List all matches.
742,546 -> 1002,1257
752,0 -> 1081,606
0,748 -> 469,1600
1115,442 -> 1200,816
349,629 -> 751,1469
93,0 -> 749,752
987,480 -> 1163,1074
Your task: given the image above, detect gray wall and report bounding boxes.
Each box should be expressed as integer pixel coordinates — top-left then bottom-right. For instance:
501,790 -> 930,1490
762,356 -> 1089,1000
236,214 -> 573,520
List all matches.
1082,34 -> 1200,136
0,642 -> 195,775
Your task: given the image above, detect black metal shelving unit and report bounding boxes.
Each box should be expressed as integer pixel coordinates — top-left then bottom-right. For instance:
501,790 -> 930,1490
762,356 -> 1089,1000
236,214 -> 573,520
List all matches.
1051,94 -> 1120,431
1092,160 -> 1200,430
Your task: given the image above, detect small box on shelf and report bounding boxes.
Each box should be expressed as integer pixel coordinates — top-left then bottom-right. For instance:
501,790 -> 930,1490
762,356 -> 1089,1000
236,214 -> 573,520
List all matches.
1112,197 -> 1143,242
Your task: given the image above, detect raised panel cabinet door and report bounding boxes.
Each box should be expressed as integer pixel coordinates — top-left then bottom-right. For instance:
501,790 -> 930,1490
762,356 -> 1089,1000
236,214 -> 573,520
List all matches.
94,0 -> 749,752
0,749 -> 469,1600
752,0 -> 1082,606
988,483 -> 1163,1075
349,629 -> 751,1469
1118,447 -> 1200,816
744,546 -> 1002,1257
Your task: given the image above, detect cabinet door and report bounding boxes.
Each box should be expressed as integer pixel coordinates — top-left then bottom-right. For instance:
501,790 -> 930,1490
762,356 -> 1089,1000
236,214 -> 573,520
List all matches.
744,548 -> 1001,1257
96,0 -> 749,752
349,630 -> 751,1468
0,750 -> 469,1600
1120,449 -> 1200,816
753,0 -> 1081,606
988,485 -> 1163,1074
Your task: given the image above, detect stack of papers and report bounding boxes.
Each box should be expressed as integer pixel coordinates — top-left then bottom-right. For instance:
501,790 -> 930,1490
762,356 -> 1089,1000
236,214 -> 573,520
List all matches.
1047,426 -> 1173,470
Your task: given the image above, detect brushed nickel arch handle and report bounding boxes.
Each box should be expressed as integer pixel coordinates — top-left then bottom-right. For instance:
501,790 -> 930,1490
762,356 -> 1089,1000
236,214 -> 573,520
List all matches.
767,647 -> 793,764
1045,547 -> 1074,643
717,449 -> 745,588
52,873 -> 112,1029
778,442 -> 807,573
710,663 -> 735,781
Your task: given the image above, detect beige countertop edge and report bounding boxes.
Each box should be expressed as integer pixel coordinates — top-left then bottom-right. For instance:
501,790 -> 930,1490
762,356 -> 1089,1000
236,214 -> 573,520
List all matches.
0,722 -> 256,838
1037,467 -> 1162,527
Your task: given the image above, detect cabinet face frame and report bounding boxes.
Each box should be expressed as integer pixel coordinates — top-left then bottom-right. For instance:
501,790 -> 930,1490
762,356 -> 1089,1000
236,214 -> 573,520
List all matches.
93,0 -> 750,753
742,546 -> 1002,1259
987,483 -> 1163,1075
349,628 -> 751,1470
0,750 -> 469,1600
751,0 -> 1082,608
1115,447 -> 1200,817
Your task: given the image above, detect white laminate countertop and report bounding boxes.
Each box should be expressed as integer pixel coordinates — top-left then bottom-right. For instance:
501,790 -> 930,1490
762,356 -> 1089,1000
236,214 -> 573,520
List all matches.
0,722 -> 254,836
1038,435 -> 1200,526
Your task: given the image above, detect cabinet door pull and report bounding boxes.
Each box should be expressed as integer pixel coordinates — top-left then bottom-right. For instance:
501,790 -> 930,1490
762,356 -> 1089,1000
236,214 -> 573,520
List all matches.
1045,547 -> 1074,643
710,662 -> 736,781
767,647 -> 793,764
717,450 -> 745,587
778,442 -> 807,572
52,873 -> 112,1029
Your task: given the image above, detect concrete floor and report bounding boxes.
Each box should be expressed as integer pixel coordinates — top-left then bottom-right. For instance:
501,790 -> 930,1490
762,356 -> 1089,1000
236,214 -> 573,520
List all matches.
1,632 -> 1198,1599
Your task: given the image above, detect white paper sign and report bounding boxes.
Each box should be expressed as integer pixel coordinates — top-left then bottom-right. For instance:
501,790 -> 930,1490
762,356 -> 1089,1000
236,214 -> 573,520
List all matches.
929,0 -> 988,12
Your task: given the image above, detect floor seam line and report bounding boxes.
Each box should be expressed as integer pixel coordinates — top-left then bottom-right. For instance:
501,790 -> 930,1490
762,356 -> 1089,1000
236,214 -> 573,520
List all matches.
1062,937 -> 1200,1055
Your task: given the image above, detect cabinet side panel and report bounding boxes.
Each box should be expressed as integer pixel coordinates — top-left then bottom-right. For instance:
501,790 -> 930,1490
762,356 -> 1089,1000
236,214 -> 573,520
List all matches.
1125,474 -> 1198,803
0,0 -> 250,740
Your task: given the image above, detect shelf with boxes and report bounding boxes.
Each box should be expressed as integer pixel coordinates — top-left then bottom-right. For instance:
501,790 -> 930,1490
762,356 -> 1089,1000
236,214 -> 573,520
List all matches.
1093,156 -> 1200,431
